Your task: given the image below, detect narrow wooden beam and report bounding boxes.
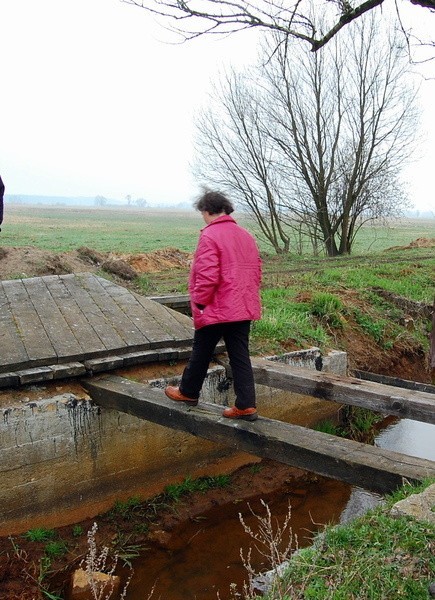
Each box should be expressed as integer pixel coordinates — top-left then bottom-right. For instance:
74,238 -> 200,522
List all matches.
251,358 -> 435,425
82,375 -> 435,495
352,370 -> 435,395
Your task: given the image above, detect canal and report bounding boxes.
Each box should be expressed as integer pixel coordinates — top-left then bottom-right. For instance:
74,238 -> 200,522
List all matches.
124,416 -> 435,600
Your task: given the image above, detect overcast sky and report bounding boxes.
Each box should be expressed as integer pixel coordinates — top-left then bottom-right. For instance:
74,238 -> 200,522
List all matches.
1,0 -> 434,211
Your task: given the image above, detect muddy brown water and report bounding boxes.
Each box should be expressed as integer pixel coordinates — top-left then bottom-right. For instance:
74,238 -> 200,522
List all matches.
125,478 -> 351,600
123,416 -> 435,600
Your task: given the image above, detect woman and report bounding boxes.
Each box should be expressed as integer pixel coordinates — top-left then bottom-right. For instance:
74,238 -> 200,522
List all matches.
165,190 -> 262,420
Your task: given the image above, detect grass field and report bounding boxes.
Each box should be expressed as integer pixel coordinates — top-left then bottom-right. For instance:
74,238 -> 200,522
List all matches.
2,204 -> 435,254
2,203 -> 434,359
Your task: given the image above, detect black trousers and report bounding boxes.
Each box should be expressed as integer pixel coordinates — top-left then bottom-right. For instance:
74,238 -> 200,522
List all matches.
180,320 -> 256,410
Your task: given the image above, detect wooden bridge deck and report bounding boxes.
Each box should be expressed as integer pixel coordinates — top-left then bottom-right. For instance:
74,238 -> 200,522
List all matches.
0,273 -> 194,380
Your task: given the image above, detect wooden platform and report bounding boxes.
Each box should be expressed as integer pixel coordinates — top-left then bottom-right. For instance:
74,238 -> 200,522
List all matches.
0,273 -> 194,385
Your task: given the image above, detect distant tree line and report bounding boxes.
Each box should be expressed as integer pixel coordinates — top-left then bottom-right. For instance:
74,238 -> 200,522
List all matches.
94,195 -> 148,207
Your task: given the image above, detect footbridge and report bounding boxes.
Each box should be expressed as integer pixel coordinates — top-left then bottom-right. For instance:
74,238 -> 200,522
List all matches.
83,362 -> 435,495
1,273 -> 434,499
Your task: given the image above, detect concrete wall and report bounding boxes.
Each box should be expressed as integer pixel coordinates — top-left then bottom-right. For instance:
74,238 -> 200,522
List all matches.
0,350 -> 346,535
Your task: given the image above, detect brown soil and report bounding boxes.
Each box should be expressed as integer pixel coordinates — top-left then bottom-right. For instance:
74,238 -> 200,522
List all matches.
0,243 -> 432,598
385,236 -> 435,251
0,245 -> 192,281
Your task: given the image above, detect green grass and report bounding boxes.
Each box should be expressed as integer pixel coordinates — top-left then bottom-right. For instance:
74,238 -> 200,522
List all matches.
352,308 -> 390,346
314,406 -> 383,442
24,528 -> 57,543
2,206 -> 202,253
3,205 -> 435,255
108,496 -> 143,520
71,525 -> 83,537
43,540 -> 68,559
163,474 -> 231,502
252,304 -> 329,352
295,259 -> 434,304
277,480 -> 435,600
309,292 -> 345,329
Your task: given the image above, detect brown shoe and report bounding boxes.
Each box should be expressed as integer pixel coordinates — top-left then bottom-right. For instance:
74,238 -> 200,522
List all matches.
164,386 -> 198,406
222,406 -> 258,421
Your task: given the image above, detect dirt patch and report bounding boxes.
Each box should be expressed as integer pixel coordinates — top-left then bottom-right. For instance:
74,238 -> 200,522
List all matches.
385,237 -> 435,251
337,323 -> 429,381
0,245 -> 191,281
122,247 -> 192,273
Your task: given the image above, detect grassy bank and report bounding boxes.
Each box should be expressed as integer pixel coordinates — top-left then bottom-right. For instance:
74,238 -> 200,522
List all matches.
255,479 -> 435,600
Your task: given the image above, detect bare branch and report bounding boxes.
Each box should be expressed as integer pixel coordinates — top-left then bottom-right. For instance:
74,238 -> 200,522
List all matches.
121,0 -> 435,51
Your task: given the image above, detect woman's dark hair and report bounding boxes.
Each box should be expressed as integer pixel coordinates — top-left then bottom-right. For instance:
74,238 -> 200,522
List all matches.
194,190 -> 234,215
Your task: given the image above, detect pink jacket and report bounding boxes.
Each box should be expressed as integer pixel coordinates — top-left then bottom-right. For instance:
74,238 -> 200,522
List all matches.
189,215 -> 262,329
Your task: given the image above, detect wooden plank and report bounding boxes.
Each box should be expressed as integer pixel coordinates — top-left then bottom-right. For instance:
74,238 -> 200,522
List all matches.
128,292 -> 181,347
133,292 -> 193,345
352,370 -> 435,395
96,277 -> 169,346
78,274 -> 150,350
0,284 -> 29,371
83,375 -> 435,495
22,277 -> 83,361
159,303 -> 195,339
147,294 -> 190,311
1,280 -> 55,365
61,274 -> 125,351
41,275 -> 107,357
251,358 -> 435,425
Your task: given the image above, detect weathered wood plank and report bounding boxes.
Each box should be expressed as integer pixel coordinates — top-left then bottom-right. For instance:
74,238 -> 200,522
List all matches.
61,274 -> 125,351
158,303 -> 195,340
78,274 -> 150,350
251,358 -> 435,425
96,277 -> 172,346
83,375 -> 435,495
22,277 -> 83,361
41,275 -> 107,357
147,294 -> 190,312
0,284 -> 29,371
132,292 -> 185,347
1,280 -> 55,365
352,370 -> 435,395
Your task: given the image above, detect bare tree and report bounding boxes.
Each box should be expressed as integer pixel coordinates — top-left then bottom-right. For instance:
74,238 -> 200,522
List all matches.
193,74 -> 292,253
268,19 -> 417,255
121,0 -> 435,52
194,15 -> 417,255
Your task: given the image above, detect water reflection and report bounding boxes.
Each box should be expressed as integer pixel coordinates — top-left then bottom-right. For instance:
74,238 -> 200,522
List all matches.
340,487 -> 382,523
340,418 -> 435,523
340,417 -> 435,525
375,418 -> 435,461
